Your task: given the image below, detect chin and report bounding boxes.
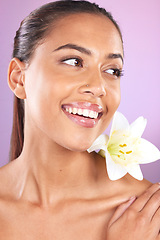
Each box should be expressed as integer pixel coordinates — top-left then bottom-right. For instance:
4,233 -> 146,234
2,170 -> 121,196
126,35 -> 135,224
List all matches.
65,140 -> 94,152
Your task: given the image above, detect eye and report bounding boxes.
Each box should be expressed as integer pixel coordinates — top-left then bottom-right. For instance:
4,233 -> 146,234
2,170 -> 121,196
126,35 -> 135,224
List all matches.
105,68 -> 123,78
61,58 -> 83,67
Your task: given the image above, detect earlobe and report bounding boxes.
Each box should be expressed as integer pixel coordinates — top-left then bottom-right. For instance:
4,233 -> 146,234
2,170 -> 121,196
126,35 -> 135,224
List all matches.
8,58 -> 26,99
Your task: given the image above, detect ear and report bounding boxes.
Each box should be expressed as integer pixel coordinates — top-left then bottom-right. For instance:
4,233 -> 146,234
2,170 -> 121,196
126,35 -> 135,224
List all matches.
8,58 -> 26,99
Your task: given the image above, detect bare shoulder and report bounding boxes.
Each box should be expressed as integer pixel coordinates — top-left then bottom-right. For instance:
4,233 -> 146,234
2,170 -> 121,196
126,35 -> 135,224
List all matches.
95,152 -> 153,200
0,159 -> 22,200
0,161 -> 17,223
121,174 -> 152,197
103,174 -> 152,202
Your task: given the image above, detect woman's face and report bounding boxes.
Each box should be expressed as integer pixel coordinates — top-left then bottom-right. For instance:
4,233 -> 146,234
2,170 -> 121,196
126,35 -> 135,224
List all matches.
24,13 -> 123,151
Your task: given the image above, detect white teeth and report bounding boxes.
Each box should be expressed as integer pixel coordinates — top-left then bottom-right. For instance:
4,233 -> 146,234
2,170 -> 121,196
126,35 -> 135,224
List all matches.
65,107 -> 99,119
83,109 -> 89,117
73,108 -> 77,114
90,110 -> 98,119
69,107 -> 72,114
95,112 -> 98,118
89,110 -> 95,118
78,109 -> 83,115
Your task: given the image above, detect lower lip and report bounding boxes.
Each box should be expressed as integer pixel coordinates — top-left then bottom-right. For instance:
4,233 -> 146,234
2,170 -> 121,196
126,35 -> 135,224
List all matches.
62,109 -> 100,128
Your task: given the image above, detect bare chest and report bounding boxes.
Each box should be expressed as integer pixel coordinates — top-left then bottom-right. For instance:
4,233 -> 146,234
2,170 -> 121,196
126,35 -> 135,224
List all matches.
0,200 -> 114,240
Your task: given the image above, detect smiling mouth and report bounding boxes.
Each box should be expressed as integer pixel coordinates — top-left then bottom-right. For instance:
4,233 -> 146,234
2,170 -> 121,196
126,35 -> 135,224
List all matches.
62,106 -> 103,119
61,103 -> 103,128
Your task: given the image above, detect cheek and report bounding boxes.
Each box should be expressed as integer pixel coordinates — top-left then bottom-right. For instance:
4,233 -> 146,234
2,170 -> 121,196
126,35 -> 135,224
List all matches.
107,82 -> 121,111
100,84 -> 121,132
24,68 -> 75,138
113,88 -> 121,109
24,72 -> 56,128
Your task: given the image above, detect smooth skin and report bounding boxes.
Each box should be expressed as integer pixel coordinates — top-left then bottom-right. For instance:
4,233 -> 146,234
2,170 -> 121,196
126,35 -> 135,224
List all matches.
0,13 -> 159,239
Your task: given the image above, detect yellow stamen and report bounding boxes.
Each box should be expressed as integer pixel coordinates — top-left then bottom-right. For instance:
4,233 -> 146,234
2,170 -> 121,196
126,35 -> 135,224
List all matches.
119,144 -> 127,147
126,151 -> 132,154
119,150 -> 124,154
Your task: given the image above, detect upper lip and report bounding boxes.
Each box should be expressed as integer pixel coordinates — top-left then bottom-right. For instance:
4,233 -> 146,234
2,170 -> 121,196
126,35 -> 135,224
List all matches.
61,102 -> 104,113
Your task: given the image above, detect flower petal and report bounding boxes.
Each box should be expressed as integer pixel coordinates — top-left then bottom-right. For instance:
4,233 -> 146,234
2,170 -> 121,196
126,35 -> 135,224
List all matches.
88,111 -> 160,182
130,116 -> 147,138
126,164 -> 143,180
138,138 -> 160,163
87,134 -> 109,153
105,150 -> 127,180
110,111 -> 129,136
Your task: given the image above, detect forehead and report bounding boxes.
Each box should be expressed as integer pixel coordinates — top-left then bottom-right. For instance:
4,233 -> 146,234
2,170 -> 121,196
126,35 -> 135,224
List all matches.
45,13 -> 123,54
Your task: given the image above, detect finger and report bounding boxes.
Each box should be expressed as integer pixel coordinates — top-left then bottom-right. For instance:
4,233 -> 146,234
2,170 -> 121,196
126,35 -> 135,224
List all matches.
130,183 -> 160,212
151,207 -> 160,236
142,189 -> 160,221
156,232 -> 160,240
108,196 -> 136,228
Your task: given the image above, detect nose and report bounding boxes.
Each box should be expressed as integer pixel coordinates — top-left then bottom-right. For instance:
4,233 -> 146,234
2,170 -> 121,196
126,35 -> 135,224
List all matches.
78,70 -> 106,98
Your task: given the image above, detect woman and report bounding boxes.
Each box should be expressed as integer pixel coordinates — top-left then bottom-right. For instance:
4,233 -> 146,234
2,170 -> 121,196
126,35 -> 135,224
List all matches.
0,0 -> 159,239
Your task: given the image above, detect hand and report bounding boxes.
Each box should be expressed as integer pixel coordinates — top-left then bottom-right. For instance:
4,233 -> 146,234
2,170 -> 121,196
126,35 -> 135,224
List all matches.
106,183 -> 160,240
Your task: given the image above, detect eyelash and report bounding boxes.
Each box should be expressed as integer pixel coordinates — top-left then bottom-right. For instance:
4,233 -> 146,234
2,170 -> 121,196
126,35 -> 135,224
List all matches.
61,57 -> 83,67
104,68 -> 124,78
61,57 -> 123,77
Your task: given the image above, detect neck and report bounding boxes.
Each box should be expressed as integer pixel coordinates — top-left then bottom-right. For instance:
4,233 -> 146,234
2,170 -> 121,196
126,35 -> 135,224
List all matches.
17,135 -> 98,207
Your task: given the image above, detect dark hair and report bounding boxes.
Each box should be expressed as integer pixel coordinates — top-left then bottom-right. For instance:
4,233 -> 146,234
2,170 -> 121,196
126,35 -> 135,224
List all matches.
9,0 -> 123,161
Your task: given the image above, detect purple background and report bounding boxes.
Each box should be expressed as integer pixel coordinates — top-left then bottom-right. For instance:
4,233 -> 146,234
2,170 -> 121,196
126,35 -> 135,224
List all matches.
0,0 -> 160,182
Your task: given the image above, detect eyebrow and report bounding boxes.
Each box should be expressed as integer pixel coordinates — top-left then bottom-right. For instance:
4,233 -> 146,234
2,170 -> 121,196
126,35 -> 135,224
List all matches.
53,43 -> 123,63
107,53 -> 124,64
53,43 -> 91,55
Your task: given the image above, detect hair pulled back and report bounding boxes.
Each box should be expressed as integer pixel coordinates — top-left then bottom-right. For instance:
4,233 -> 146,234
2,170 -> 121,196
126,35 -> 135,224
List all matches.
10,0 -> 123,161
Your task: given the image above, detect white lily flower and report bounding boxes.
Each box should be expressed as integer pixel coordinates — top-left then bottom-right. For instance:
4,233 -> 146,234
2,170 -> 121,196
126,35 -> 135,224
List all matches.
87,112 -> 160,181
